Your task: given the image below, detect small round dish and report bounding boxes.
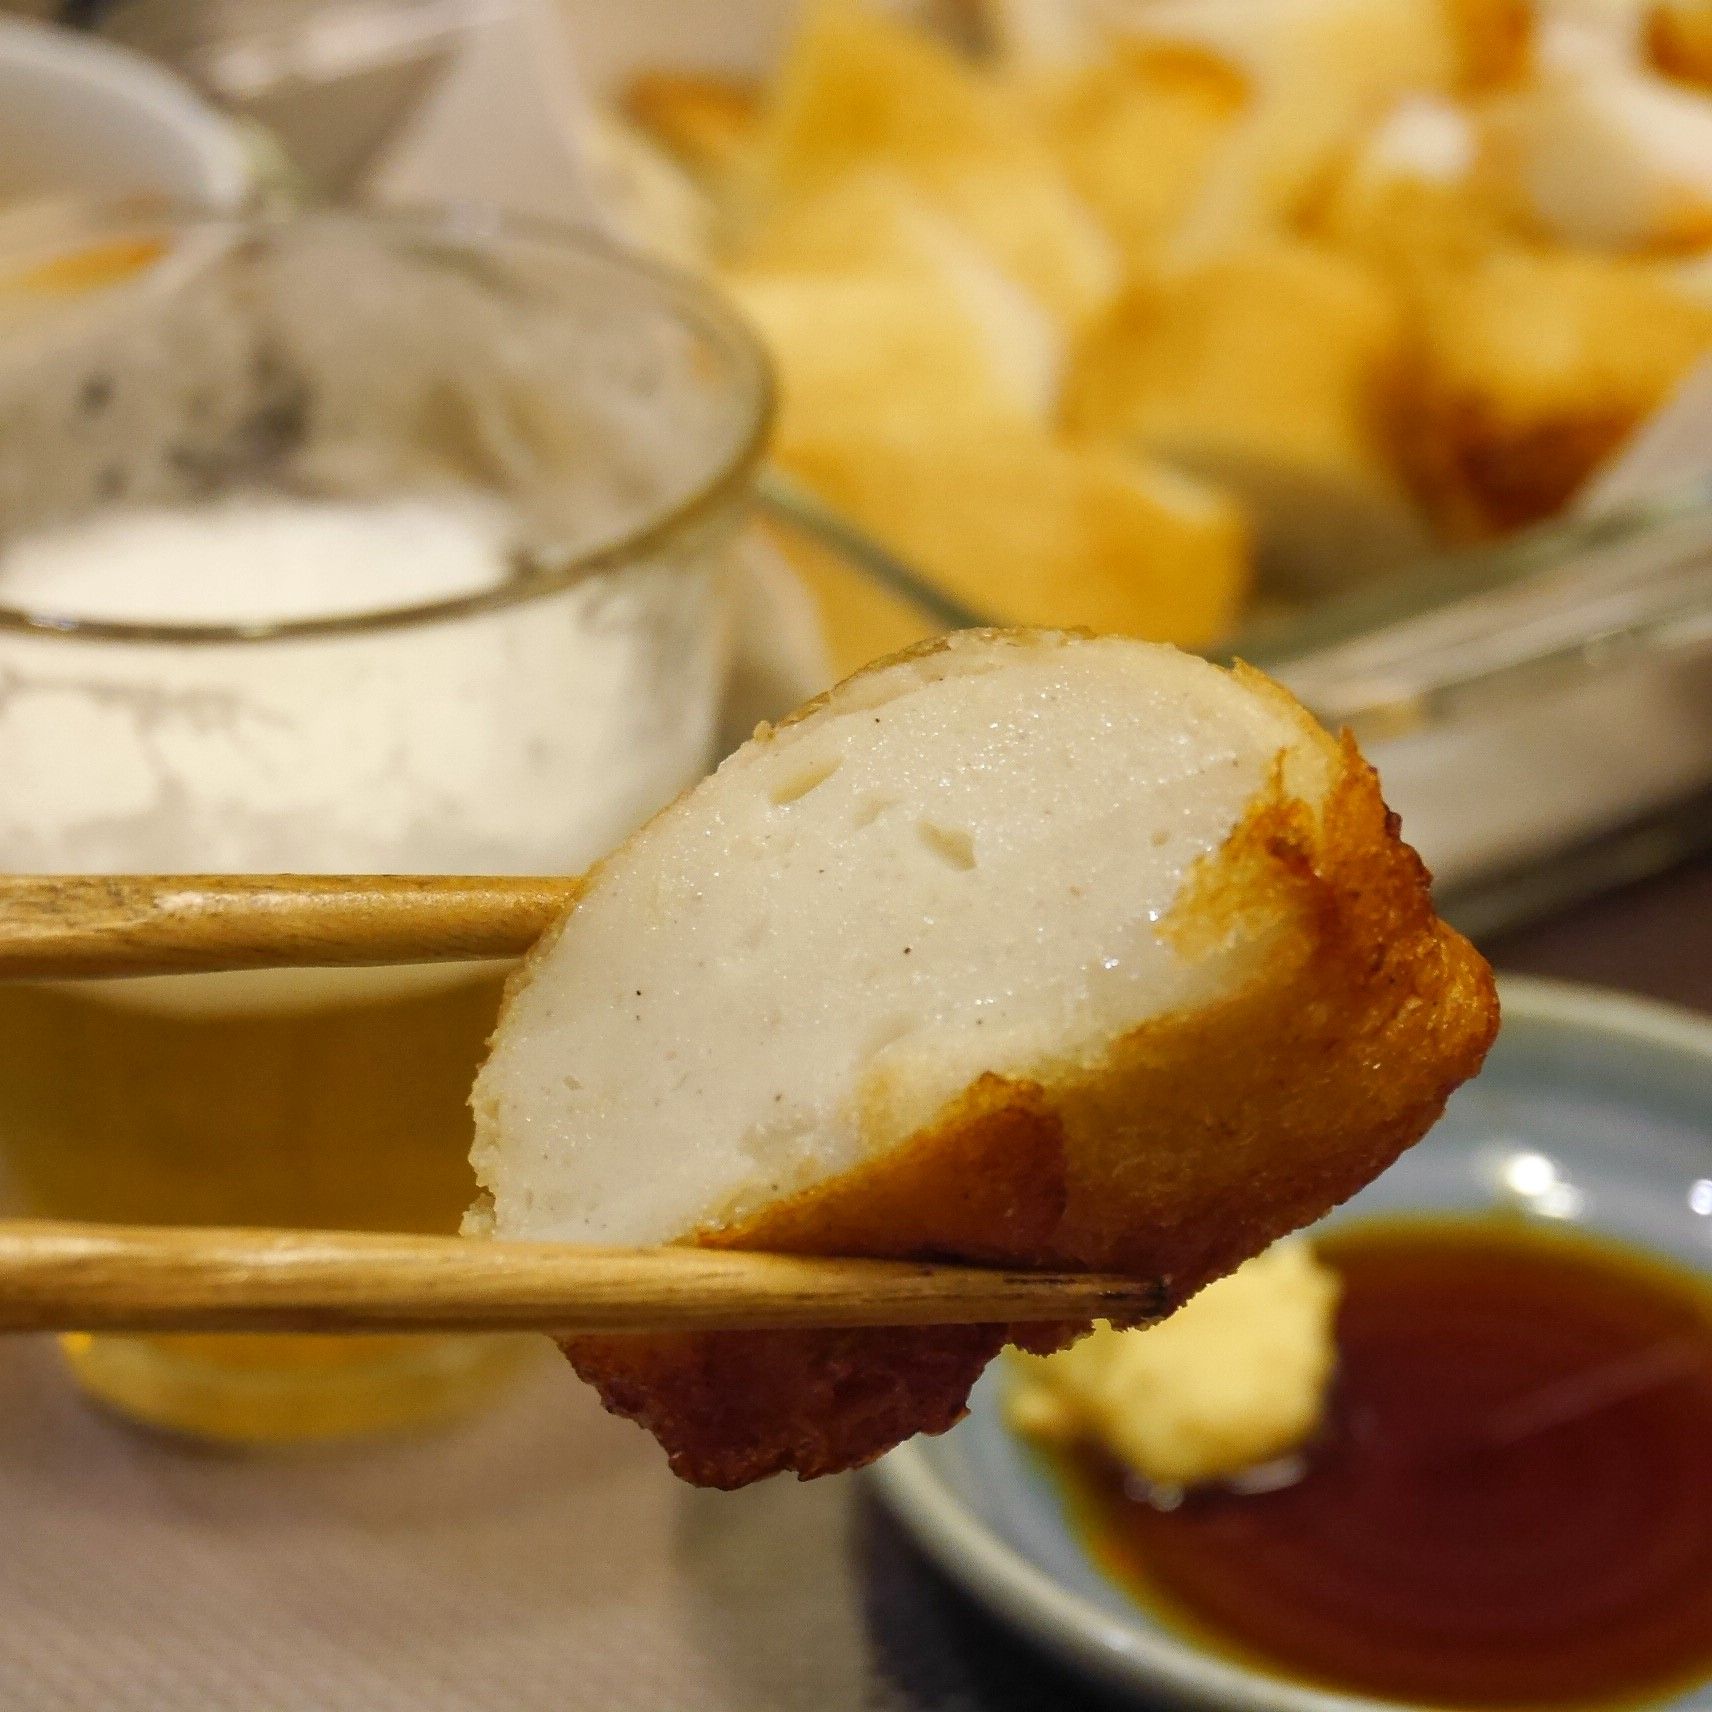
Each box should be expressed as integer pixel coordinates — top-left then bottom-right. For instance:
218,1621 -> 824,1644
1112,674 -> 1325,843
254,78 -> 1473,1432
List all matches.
868,976 -> 1712,1712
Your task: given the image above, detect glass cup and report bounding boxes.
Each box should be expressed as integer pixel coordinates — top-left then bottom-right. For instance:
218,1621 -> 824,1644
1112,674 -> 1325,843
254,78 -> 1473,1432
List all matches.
0,207 -> 770,1440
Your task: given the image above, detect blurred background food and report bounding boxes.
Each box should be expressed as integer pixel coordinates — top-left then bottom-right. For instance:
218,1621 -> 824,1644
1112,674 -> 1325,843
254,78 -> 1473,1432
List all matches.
34,0 -> 1712,675
610,0 -> 1712,673
11,0 -> 1709,926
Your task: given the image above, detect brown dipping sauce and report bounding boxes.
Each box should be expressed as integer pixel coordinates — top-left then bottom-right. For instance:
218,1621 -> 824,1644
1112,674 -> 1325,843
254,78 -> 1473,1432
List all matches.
1047,1218 -> 1712,1709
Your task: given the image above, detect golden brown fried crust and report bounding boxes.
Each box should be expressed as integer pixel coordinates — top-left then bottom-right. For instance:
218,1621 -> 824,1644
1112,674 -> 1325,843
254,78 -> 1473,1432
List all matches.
1387,393 -> 1640,538
563,693 -> 1497,1489
1048,717 -> 1497,1297
563,1077 -> 1087,1487
1648,2 -> 1712,91
564,1324 -> 1016,1490
623,72 -> 761,181
1383,257 -> 1712,539
1443,0 -> 1533,91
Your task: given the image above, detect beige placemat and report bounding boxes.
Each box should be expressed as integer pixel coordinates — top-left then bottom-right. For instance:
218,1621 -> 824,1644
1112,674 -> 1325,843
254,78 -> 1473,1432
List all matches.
0,1339 -> 1072,1711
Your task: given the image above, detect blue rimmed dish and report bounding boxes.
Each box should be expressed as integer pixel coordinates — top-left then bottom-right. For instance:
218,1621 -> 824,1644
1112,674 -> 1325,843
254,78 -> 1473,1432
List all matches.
869,976 -> 1712,1712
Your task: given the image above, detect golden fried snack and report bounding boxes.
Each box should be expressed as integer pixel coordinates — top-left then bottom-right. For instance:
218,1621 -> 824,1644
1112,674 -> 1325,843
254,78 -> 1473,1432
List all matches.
1066,239 -> 1427,589
1007,1237 -> 1342,1486
1030,45 -> 1249,273
1390,247 -> 1712,535
1441,0 -> 1533,91
1304,95 -> 1515,279
733,168 -> 996,278
722,170 -> 1064,449
1648,2 -> 1712,91
745,0 -> 1119,325
623,71 -> 762,183
469,630 -> 1497,1487
782,428 -> 1249,648
1163,0 -> 1457,268
725,261 -> 1054,451
1485,51 -> 1712,253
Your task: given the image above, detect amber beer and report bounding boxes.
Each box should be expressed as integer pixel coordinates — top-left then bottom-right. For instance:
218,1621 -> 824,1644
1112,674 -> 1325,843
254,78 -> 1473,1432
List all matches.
0,966 -> 523,1438
0,209 -> 766,1439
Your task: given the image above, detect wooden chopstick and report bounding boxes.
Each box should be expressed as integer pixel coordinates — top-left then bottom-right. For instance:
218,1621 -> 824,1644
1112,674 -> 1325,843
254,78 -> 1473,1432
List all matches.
0,874 -> 579,979
0,1221 -> 1163,1336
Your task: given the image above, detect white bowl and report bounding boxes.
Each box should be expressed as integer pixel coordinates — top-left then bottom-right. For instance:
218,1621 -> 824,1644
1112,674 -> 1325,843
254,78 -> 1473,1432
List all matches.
0,16 -> 249,210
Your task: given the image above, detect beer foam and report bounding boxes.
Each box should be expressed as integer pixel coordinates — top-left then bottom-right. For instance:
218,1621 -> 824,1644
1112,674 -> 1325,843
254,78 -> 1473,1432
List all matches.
0,487 -> 729,876
0,492 -> 515,624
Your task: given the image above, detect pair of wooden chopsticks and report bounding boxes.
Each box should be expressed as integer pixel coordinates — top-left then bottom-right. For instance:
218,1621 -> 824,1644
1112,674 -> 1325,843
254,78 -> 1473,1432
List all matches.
0,875 -> 1157,1338
0,1221 -> 1158,1337
0,872 -> 572,980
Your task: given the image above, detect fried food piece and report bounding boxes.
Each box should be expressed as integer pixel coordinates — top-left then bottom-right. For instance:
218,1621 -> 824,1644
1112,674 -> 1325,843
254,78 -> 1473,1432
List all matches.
469,629 -> 1497,1487
1030,45 -> 1249,273
724,175 -> 1064,448
1008,1237 -> 1341,1485
971,0 -> 1110,72
1441,0 -> 1533,90
1485,50 -> 1712,251
747,0 -> 1119,325
1676,246 -> 1712,305
1390,246 -> 1712,535
1306,95 -> 1514,278
1105,0 -> 1284,79
781,428 -> 1249,647
1066,239 -> 1426,590
624,71 -> 762,183
1647,2 -> 1712,90
726,256 -> 1054,451
1165,0 -> 1457,268
734,168 -> 971,275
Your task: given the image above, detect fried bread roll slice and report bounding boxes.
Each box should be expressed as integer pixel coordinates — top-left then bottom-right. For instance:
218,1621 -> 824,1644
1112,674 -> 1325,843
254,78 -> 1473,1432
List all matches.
468,630 -> 1496,1487
1066,242 -> 1427,591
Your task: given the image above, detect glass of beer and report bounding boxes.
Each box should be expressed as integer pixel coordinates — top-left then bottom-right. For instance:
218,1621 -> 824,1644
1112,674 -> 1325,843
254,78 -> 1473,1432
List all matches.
0,208 -> 770,1439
